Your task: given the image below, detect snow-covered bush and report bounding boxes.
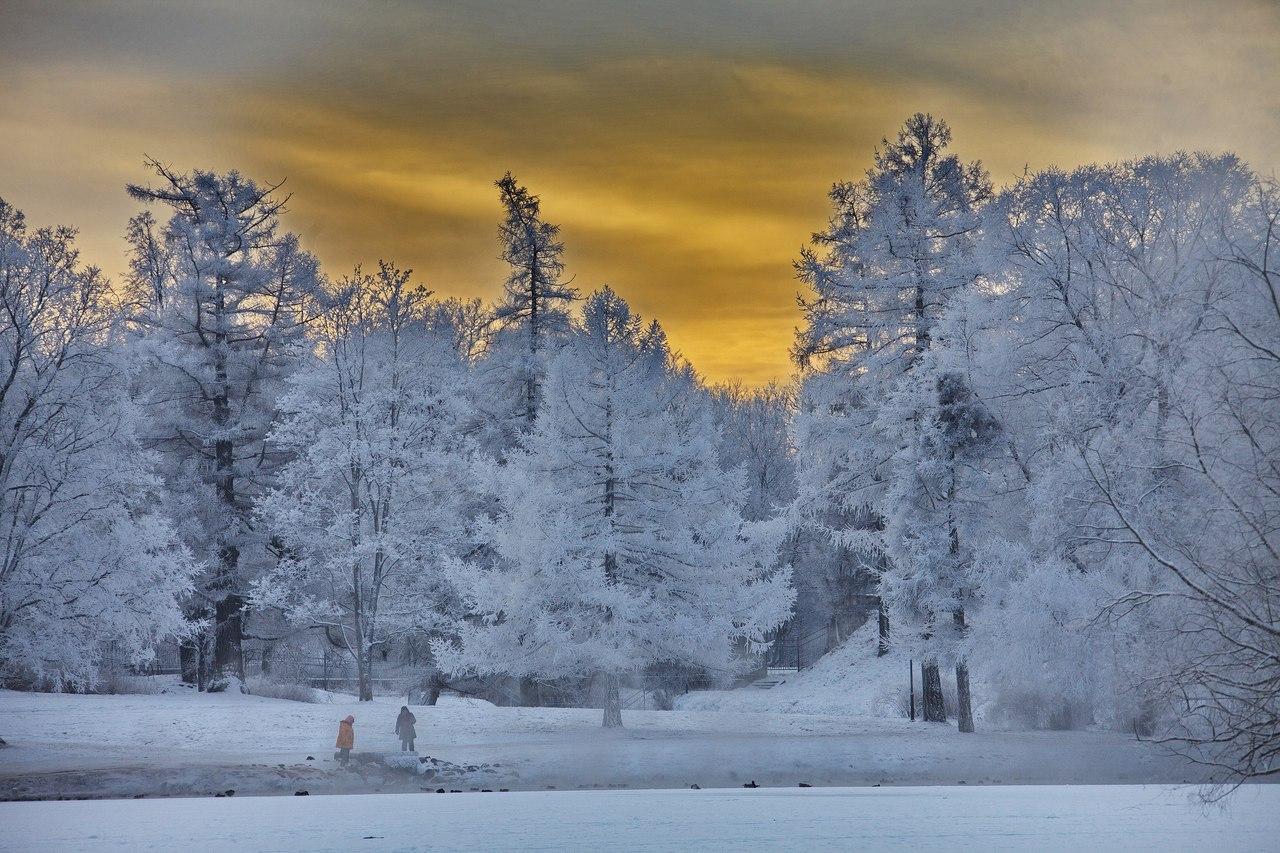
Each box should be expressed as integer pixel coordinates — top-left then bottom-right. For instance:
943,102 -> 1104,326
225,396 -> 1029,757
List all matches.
205,674 -> 247,694
96,673 -> 172,696
246,676 -> 322,703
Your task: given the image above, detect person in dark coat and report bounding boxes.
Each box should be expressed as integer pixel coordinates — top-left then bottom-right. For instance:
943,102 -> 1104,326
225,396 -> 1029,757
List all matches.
395,706 -> 417,752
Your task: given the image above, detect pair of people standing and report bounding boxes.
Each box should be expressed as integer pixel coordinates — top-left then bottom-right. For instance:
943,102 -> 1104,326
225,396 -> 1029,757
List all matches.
332,707 -> 417,764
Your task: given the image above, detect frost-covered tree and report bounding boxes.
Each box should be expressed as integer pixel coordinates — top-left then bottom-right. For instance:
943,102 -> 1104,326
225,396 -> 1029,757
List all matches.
880,365 -> 1001,731
443,288 -> 792,726
481,172 -> 577,438
126,162 -> 322,686
792,114 -> 991,723
710,383 -> 796,524
968,153 -> 1280,781
252,263 -> 475,701
0,199 -> 195,689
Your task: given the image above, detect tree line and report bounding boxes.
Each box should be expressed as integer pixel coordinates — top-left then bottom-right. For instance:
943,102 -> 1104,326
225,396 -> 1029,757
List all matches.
0,116 -> 1275,782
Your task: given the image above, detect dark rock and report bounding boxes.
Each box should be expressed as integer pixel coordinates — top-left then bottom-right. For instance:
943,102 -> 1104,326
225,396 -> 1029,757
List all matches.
482,789 -> 493,793
499,789 -> 509,793
690,784 -> 700,790
214,793 -> 225,798
743,781 -> 759,789
450,790 -> 461,794
224,790 -> 235,797
294,791 -> 309,796
133,794 -> 145,799
436,788 -> 445,794
798,783 -> 812,788
306,756 -> 315,761
958,780 -> 966,785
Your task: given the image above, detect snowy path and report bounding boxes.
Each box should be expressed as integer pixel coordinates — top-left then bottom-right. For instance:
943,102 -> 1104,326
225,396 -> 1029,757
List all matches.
0,688 -> 1213,800
3,785 -> 1278,852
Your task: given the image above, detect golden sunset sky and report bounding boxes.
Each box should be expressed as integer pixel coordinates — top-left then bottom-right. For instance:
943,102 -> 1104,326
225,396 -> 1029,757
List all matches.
2,1 -> 1277,385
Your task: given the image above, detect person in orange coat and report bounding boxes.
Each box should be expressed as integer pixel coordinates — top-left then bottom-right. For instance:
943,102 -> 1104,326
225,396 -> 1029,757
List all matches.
335,715 -> 355,764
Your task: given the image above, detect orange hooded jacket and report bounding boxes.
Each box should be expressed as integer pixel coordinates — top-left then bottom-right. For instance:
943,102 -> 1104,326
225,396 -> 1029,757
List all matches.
335,716 -> 355,749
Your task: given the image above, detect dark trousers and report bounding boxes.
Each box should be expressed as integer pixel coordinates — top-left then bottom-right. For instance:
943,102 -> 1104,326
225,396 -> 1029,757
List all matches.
400,738 -> 415,752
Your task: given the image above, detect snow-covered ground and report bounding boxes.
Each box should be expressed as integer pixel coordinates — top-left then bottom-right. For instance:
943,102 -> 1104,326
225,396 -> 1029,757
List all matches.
678,622 -> 988,721
1,680 -> 1214,801
3,784 -> 1278,852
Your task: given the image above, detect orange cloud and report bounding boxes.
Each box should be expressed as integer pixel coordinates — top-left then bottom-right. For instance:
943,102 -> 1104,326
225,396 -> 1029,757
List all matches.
2,1 -> 1276,385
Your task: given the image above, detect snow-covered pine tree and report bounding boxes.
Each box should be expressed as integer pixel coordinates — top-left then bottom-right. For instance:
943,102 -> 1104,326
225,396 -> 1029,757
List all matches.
465,173 -> 579,706
792,114 -> 990,724
252,262 -> 475,701
879,364 -> 1001,732
126,162 -> 322,688
442,287 -> 792,727
476,172 -> 578,446
710,383 -> 796,525
0,198 -> 196,689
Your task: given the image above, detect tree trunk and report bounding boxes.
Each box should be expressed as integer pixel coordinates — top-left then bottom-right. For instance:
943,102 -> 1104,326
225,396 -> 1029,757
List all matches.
196,629 -> 210,691
179,640 -> 198,686
357,645 -> 373,702
526,247 -> 539,425
921,662 -> 947,722
602,672 -> 623,728
212,587 -> 244,684
909,659 -> 916,721
877,598 -> 890,657
953,608 -> 974,732
954,661 -> 974,732
210,271 -> 244,683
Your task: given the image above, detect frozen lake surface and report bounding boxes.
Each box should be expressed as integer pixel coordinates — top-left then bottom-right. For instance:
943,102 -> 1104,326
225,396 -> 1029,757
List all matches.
3,784 -> 1278,852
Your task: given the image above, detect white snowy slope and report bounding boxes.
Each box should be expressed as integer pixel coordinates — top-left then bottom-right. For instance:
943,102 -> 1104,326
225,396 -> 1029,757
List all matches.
678,623 -> 922,718
3,785 -> 1278,852
1,682 -> 1211,800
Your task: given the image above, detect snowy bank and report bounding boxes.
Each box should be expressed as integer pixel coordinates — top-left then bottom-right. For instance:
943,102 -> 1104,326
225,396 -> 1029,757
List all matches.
678,623 -> 974,721
0,685 -> 1213,801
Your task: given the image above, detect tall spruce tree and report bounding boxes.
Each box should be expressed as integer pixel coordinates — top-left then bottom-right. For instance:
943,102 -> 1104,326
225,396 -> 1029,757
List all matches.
487,172 -> 577,432
792,114 -> 990,725
126,162 -> 322,687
